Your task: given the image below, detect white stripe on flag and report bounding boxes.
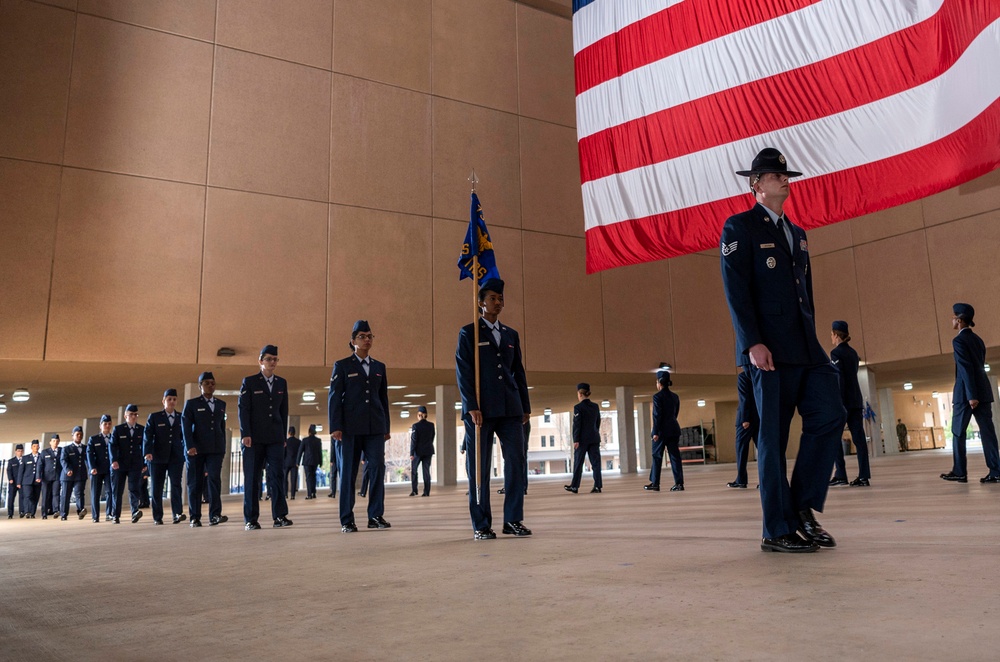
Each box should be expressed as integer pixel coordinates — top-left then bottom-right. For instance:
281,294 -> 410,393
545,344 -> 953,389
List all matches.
573,0 -> 685,55
581,18 -> 1000,230
576,0 -> 945,139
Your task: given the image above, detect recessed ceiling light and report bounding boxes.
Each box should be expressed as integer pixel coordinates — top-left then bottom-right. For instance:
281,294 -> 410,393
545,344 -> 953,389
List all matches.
391,401 -> 410,406
387,385 -> 406,390
400,410 -> 410,418
601,400 -> 610,408
903,382 -> 913,391
302,390 -> 316,402
12,388 -> 29,402
403,393 -> 425,398
697,399 -> 706,407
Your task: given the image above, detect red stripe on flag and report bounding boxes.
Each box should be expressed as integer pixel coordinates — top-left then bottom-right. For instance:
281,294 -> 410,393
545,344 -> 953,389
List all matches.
578,0 -> 997,185
574,0 -> 820,95
584,97 -> 1000,273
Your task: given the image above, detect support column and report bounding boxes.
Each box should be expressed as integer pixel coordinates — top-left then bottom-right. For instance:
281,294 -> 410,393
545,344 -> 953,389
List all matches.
877,386 -> 897,455
616,386 -> 637,474
81,417 -> 100,440
635,400 -> 652,471
435,384 -> 459,486
287,415 -> 301,438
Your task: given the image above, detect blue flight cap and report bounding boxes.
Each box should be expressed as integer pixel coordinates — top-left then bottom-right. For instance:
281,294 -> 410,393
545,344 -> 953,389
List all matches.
832,320 -> 849,334
953,303 -> 975,326
260,344 -> 278,358
417,406 -> 427,414
479,278 -> 504,298
198,372 -> 215,383
15,443 -> 23,450
351,320 -> 371,337
577,383 -> 590,391
163,388 -> 177,398
125,404 -> 138,413
100,414 -> 112,423
72,426 -> 83,434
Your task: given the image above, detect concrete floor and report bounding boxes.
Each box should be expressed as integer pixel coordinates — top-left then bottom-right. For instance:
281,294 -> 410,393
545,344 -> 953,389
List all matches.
2,449 -> 998,661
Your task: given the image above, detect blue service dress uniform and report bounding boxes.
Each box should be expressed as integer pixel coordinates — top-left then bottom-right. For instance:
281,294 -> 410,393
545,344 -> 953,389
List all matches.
6,454 -> 22,518
17,451 -> 42,517
328,354 -> 390,527
59,442 -> 88,518
109,422 -> 146,520
181,395 -> 228,523
38,445 -> 62,516
409,419 -> 436,496
830,342 -> 871,482
456,317 -> 531,533
238,372 -> 291,525
733,370 -> 760,486
569,398 -> 603,490
284,435 -> 301,498
144,410 -> 186,523
86,434 -> 112,522
297,434 -> 323,498
950,327 -> 1000,479
649,387 -> 683,487
720,203 -> 846,540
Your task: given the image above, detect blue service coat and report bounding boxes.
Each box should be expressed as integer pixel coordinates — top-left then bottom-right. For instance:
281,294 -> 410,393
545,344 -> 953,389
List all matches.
952,328 -> 994,405
7,456 -> 20,484
652,388 -> 681,439
831,342 -> 864,409
238,373 -> 289,445
110,423 -> 145,471
181,396 -> 228,455
60,444 -> 87,481
284,436 -> 301,470
573,398 -> 601,446
38,447 -> 62,482
456,318 -> 530,419
17,453 -> 41,486
86,434 -> 111,475
143,410 -> 185,464
328,355 -> 390,436
720,204 -> 829,367
297,435 -> 323,466
409,419 -> 436,457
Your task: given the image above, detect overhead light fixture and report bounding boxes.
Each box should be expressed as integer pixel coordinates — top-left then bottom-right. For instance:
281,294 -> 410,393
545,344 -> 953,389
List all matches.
903,382 -> 913,391
391,401 -> 411,406
601,400 -> 610,408
527,386 -> 535,390
427,401 -> 436,406
697,399 -> 706,407
314,425 -> 324,433
216,347 -> 236,357
931,391 -> 940,398
454,402 -> 462,410
12,389 -> 29,402
302,390 -> 316,402
404,393 -> 426,398
400,410 -> 410,418
985,364 -> 991,373
0,402 -> 6,414
543,408 -> 552,416
656,362 -> 672,372
387,385 -> 406,390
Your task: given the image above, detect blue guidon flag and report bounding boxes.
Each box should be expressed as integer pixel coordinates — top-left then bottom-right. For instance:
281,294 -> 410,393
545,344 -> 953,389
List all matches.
573,0 -> 1000,272
458,192 -> 501,285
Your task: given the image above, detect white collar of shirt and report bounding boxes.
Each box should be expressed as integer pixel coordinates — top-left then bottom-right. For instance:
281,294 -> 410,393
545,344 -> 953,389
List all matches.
354,353 -> 371,366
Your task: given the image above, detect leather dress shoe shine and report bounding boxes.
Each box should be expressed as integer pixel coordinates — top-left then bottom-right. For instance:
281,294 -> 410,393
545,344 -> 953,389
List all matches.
761,533 -> 819,553
797,509 -> 835,547
367,516 -> 391,529
273,516 -> 293,528
727,482 -> 748,488
153,520 -> 163,525
564,485 -> 578,493
244,521 -> 261,530
670,484 -> 684,492
643,483 -> 660,491
474,528 -> 496,540
940,472 -> 968,482
849,477 -> 871,487
210,515 -> 228,526
78,507 -> 87,520
502,521 -> 532,536
980,474 -> 1000,483
590,487 -> 602,493
342,522 -> 358,533
190,519 -> 202,528
131,510 -> 143,523
828,478 -> 849,486
497,487 -> 506,495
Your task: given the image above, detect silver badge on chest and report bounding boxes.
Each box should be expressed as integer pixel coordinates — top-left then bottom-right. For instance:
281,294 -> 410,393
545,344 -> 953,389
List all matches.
766,257 -> 776,269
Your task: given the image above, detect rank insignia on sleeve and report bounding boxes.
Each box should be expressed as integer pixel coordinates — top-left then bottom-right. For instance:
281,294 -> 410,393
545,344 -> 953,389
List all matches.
721,241 -> 738,256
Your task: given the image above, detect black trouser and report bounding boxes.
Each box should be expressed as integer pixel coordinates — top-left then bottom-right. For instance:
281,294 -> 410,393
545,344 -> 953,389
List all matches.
570,443 -> 602,489
59,480 -> 86,518
411,455 -> 432,495
149,461 -> 184,522
286,466 -> 299,497
649,435 -> 683,486
90,474 -> 110,521
242,442 -> 287,524
40,479 -> 60,515
303,465 -> 317,497
20,483 -> 39,516
111,467 -> 143,518
328,460 -> 338,497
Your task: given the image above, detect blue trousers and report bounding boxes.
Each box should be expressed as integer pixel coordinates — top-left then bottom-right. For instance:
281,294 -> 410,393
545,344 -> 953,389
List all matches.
570,443 -> 602,489
59,479 -> 86,518
40,479 -> 60,516
19,482 -> 39,516
110,467 -> 144,518
649,435 -> 682,486
832,408 -> 871,480
411,455 -> 432,495
337,435 -> 385,526
243,442 -> 286,524
149,461 -> 184,522
463,416 -> 525,532
751,363 -> 845,540
89,473 -> 110,521
734,423 -> 758,485
950,400 -> 1000,478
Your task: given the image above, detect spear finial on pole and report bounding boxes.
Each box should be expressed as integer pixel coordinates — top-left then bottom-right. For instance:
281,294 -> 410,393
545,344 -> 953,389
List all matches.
468,168 -> 479,193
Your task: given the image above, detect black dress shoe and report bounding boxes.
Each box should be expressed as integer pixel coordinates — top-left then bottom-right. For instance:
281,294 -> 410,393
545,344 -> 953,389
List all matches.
980,474 -> 1000,483
60,516 -> 67,521
367,516 -> 391,529
19,513 -> 25,519
342,522 -> 358,533
497,487 -> 506,495
113,517 -> 120,524
502,521 -> 532,536
42,515 -> 47,520
797,509 -> 836,547
78,507 -> 87,520
358,491 -> 366,498
849,477 -> 871,487
327,493 -> 336,498
940,472 -> 968,482
190,519 -> 202,528
153,520 -> 163,525
474,528 -> 496,540
761,533 -> 819,553
590,487 -> 602,493
210,515 -> 228,526
643,483 -> 660,491
7,515 -> 11,520
105,516 -> 113,522
563,485 -> 578,493
727,482 -> 748,488
421,493 -> 429,497
173,514 -> 187,524
244,521 -> 260,530
828,478 -> 849,486
670,484 -> 684,492
273,516 -> 293,528
131,510 -> 143,523
409,491 -> 417,496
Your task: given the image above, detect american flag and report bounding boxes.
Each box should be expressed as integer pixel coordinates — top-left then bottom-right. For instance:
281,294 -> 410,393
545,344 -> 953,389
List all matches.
574,0 -> 1000,273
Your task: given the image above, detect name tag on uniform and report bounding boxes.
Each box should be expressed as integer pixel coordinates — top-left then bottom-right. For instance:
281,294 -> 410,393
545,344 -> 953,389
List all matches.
158,423 -> 165,427
254,390 -> 263,394
197,408 -> 206,412
760,242 -> 775,249
348,373 -> 359,378
478,342 -> 489,347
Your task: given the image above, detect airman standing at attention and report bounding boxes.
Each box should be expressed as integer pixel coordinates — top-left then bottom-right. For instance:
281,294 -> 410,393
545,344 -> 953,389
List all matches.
284,427 -> 301,500
565,384 -> 602,494
409,406 -> 436,497
645,370 -> 683,492
720,147 -> 845,553
329,322 -> 391,533
297,424 -> 323,500
828,321 -> 871,487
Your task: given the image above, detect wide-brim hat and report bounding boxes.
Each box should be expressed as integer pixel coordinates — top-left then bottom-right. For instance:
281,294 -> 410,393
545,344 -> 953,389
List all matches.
736,147 -> 802,178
